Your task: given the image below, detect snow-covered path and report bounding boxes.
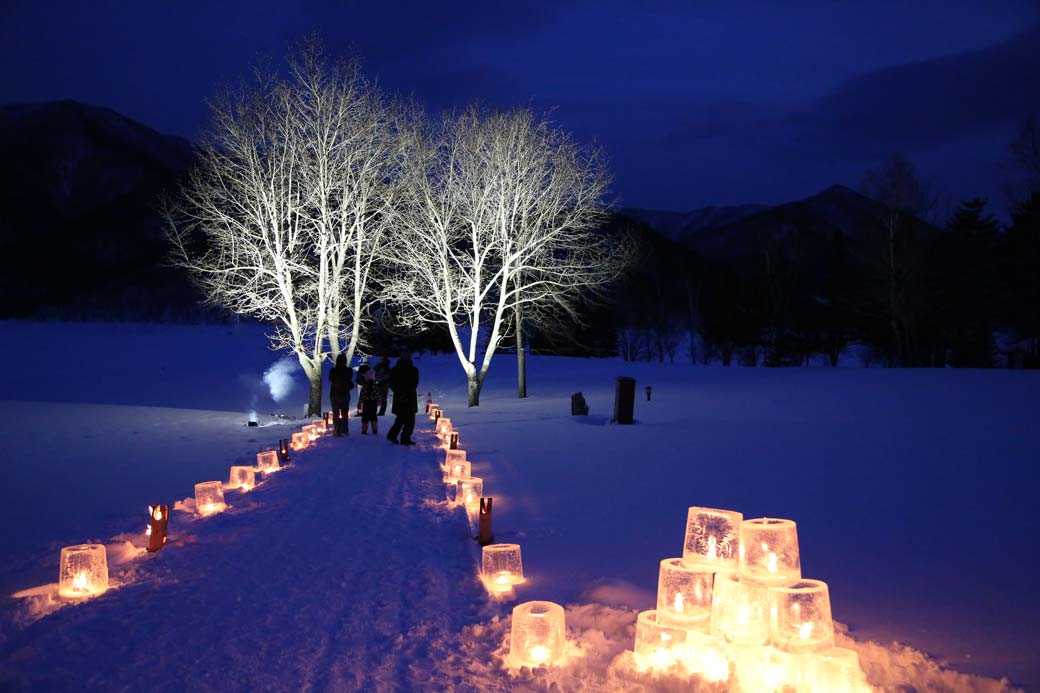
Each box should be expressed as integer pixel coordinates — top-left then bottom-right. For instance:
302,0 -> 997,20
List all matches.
0,428 -> 485,691
1,321 -> 1035,691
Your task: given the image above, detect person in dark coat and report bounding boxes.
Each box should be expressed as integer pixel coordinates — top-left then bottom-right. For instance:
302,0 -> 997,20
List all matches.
386,352 -> 419,445
358,366 -> 380,435
355,362 -> 370,417
329,353 -> 354,436
374,356 -> 392,416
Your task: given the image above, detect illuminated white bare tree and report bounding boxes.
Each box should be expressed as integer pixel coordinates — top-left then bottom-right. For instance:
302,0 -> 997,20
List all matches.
288,46 -> 402,362
386,106 -> 620,406
165,44 -> 398,414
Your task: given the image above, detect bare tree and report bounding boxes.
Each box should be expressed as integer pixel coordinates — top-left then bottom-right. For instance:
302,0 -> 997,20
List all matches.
1006,114 -> 1040,206
386,106 -> 619,406
503,124 -> 624,397
288,45 -> 402,365
860,153 -> 934,366
165,44 -> 397,414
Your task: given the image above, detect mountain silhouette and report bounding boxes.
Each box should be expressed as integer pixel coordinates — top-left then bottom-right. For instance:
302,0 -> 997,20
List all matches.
0,100 -> 197,319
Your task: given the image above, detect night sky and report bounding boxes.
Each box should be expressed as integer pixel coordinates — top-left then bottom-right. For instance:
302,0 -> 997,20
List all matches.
2,1 -> 1038,215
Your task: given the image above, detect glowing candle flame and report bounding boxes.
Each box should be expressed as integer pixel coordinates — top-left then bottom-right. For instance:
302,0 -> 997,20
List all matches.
707,535 -> 717,560
495,573 -> 510,585
529,645 -> 548,664
766,551 -> 778,573
799,622 -> 813,639
152,507 -> 163,521
674,592 -> 685,613
737,605 -> 750,625
71,571 -> 89,593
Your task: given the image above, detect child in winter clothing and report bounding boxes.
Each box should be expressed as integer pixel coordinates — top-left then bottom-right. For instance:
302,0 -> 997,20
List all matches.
359,367 -> 380,434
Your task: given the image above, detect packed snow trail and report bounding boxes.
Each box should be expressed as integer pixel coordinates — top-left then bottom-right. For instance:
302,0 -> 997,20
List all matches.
0,427 -> 487,691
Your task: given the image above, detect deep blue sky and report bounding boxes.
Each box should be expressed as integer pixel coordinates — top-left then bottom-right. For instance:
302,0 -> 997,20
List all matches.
2,1 -> 1038,215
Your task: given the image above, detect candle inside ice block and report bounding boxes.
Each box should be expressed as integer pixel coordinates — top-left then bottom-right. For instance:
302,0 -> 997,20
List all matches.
656,557 -> 713,628
770,579 -> 834,653
633,610 -> 687,670
738,518 -> 800,587
682,506 -> 743,570
509,601 -> 565,667
481,543 -> 524,593
711,571 -> 771,645
58,544 -> 109,599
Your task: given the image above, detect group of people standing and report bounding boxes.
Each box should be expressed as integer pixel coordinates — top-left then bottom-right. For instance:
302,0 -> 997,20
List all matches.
328,352 -> 420,445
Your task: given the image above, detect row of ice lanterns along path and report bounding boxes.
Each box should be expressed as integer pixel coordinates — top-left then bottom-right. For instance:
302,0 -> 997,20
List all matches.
56,414 -> 338,600
55,400 -> 870,692
430,402 -> 871,691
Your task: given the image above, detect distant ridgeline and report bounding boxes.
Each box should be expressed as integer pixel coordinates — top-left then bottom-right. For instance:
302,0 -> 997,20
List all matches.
3,101 -> 1037,367
608,187 -> 1040,369
0,100 -> 206,321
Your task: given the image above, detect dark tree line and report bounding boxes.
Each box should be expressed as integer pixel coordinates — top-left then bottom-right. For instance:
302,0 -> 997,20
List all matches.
600,148 -> 1040,368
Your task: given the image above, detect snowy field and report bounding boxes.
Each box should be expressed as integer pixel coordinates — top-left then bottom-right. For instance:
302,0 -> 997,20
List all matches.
0,320 -> 1037,691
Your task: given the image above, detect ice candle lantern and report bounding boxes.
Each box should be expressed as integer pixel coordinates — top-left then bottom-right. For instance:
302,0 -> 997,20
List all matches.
427,402 -> 439,419
456,476 -> 483,507
444,459 -> 471,483
633,610 -> 688,670
303,424 -> 319,442
58,544 -> 108,598
146,504 -> 169,553
656,558 -> 714,628
482,543 -> 524,592
739,517 -> 801,586
444,448 -> 466,472
228,465 -> 256,491
731,644 -> 794,692
449,431 -> 459,450
801,647 -> 869,692
770,579 -> 834,653
256,450 -> 281,473
291,431 -> 309,451
432,408 -> 442,422
683,506 -> 743,570
311,418 -> 326,435
711,571 -> 771,645
510,601 -> 566,667
436,417 -> 452,437
194,481 -> 226,517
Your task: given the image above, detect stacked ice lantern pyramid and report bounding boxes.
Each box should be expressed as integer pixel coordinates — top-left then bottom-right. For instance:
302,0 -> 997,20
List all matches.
631,506 -> 871,692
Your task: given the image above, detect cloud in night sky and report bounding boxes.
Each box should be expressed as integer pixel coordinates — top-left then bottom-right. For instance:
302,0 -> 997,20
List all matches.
1,1 -> 1037,215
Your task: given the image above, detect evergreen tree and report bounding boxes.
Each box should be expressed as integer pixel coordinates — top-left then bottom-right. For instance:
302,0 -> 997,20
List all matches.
1006,193 -> 1040,364
938,198 -> 1000,367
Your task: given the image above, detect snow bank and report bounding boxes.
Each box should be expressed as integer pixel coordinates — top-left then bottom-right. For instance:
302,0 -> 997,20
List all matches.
0,320 -> 1036,690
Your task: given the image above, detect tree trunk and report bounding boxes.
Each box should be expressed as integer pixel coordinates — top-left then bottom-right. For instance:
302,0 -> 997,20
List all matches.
307,371 -> 322,416
299,356 -> 323,416
887,214 -> 906,367
327,319 -> 341,361
516,308 -> 527,399
467,373 -> 483,407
